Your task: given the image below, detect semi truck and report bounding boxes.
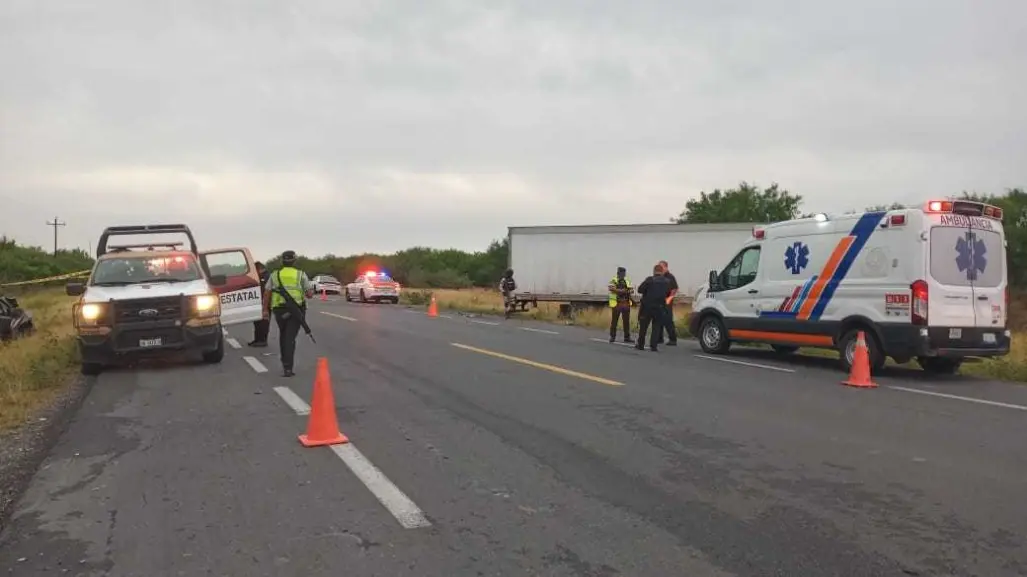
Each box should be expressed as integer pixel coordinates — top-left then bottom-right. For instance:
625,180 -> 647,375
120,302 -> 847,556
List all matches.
507,223 -> 754,311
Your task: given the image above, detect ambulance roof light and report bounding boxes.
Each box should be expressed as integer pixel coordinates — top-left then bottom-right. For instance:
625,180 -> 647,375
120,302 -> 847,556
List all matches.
752,228 -> 765,240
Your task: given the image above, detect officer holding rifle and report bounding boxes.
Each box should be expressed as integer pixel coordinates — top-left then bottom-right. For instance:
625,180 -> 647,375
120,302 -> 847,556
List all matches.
264,250 -> 315,377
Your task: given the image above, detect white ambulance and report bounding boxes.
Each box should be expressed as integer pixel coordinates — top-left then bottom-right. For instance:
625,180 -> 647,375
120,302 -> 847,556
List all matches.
688,199 -> 1011,374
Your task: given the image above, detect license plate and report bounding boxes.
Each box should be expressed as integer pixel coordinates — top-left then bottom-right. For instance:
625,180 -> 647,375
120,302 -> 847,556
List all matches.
139,337 -> 163,347
949,328 -> 962,339
983,333 -> 996,344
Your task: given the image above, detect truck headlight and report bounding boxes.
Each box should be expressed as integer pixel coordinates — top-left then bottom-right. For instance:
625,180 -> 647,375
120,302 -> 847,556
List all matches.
193,294 -> 219,317
80,303 -> 102,320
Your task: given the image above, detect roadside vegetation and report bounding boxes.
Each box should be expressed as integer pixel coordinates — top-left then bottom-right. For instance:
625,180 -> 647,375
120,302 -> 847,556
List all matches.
0,239 -> 93,431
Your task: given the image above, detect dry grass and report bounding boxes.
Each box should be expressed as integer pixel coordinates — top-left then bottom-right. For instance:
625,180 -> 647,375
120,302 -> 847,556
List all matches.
0,289 -> 79,431
403,287 -> 1027,382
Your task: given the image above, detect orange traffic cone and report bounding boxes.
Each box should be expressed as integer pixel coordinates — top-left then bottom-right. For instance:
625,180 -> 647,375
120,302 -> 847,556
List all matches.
321,288 -> 327,301
842,331 -> 878,388
299,357 -> 349,447
427,295 -> 438,317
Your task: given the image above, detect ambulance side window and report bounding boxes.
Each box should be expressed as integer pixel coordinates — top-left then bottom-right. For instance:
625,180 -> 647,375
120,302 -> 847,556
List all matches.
721,246 -> 762,290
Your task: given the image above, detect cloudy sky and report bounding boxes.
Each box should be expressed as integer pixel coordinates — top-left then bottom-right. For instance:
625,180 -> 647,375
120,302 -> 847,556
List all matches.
2,0 -> 1025,261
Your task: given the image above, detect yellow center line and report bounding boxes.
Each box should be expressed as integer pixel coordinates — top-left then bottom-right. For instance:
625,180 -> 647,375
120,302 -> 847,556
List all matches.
450,343 -> 624,387
321,312 -> 358,322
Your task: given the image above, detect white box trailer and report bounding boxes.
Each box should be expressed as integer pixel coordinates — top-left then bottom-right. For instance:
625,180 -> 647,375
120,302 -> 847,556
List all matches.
508,223 -> 754,307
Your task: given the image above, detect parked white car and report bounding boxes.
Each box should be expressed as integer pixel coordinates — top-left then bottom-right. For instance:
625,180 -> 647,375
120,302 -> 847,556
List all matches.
311,274 -> 342,295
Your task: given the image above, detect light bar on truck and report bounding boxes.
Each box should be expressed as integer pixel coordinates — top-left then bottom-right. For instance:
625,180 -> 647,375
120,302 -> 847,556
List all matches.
924,199 -> 1003,221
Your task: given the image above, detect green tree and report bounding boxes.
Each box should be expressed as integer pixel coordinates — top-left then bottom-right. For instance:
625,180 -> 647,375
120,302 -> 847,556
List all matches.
264,237 -> 510,290
0,236 -> 95,286
674,182 -> 803,224
865,202 -> 907,211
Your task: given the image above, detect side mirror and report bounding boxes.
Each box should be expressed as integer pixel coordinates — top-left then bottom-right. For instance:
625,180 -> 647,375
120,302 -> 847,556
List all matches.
66,282 -> 85,296
707,270 -> 718,289
208,274 -> 227,287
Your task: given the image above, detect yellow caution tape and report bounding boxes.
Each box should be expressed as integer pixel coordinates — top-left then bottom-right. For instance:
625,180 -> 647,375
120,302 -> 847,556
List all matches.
0,269 -> 91,287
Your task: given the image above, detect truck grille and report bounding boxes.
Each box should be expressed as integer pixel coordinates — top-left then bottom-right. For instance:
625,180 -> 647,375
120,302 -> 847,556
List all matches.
114,296 -> 183,324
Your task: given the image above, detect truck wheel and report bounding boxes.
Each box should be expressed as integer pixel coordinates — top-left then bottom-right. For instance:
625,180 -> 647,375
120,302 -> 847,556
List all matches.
389,298 -> 399,304
202,336 -> 225,363
698,315 -> 730,354
917,357 -> 962,375
81,362 -> 103,376
770,344 -> 799,355
838,328 -> 885,373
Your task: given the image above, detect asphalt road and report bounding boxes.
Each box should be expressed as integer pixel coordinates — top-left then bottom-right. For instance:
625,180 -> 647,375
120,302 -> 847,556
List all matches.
2,298 -> 1026,576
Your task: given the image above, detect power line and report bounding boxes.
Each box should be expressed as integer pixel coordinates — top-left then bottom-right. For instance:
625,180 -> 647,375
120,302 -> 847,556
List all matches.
45,217 -> 66,256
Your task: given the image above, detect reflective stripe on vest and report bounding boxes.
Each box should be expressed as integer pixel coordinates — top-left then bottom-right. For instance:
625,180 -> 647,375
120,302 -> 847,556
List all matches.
270,267 -> 304,308
608,277 -> 631,307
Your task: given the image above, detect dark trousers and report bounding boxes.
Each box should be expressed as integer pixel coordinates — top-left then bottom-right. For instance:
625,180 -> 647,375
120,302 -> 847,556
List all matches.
658,304 -> 677,344
636,306 -> 665,350
252,317 -> 270,343
273,307 -> 303,370
609,306 -> 631,339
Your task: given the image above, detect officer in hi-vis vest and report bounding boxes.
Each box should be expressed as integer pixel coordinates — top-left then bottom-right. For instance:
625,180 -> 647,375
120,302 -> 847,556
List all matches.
264,250 -> 314,377
607,266 -> 633,343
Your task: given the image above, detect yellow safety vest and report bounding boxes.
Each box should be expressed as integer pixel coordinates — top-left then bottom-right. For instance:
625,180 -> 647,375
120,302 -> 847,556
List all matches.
608,276 -> 632,307
270,267 -> 305,309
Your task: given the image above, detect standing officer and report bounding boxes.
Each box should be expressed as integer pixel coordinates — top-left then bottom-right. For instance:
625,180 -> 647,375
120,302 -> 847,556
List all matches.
264,250 -> 314,377
635,264 -> 672,351
607,266 -> 633,343
499,268 -> 517,318
248,261 -> 271,347
656,260 -> 679,346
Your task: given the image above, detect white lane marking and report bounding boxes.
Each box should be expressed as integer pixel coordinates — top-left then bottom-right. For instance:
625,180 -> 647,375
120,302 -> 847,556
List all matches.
243,356 -> 268,373
273,386 -> 310,415
321,311 -> 357,322
439,314 -> 454,319
222,326 -> 229,336
590,337 -> 635,347
693,354 -> 796,373
270,386 -> 431,529
470,319 -> 499,325
226,337 -> 241,349
330,443 -> 432,529
403,309 -> 418,314
521,327 -> 558,335
888,386 -> 1027,411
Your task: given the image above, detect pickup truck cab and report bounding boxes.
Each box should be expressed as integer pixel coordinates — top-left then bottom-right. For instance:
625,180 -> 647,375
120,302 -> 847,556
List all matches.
66,225 -> 264,375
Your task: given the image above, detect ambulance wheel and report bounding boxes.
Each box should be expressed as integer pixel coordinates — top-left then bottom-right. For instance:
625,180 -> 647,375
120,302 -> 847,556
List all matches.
770,345 -> 799,355
838,328 -> 885,373
698,315 -> 730,354
917,357 -> 962,375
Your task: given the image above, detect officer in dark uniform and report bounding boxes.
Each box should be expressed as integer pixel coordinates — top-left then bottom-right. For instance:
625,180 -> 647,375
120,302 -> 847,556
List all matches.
656,260 -> 679,346
264,250 -> 314,376
248,261 -> 271,347
635,264 -> 672,351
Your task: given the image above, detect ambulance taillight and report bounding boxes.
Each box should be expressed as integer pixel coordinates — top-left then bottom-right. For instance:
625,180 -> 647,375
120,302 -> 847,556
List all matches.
911,280 -> 929,325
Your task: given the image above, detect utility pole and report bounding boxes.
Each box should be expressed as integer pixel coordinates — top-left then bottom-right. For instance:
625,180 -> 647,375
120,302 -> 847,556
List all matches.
45,217 -> 65,256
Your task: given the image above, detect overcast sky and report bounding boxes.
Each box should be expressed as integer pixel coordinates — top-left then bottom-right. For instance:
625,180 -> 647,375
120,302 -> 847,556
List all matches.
2,0 -> 1025,261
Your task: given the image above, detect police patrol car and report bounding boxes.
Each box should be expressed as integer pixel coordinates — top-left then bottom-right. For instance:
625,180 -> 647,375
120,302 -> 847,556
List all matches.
688,199 -> 1011,374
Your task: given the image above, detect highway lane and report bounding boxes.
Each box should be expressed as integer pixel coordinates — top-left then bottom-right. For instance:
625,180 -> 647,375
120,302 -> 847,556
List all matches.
0,299 -> 1024,576
299,298 -> 1027,575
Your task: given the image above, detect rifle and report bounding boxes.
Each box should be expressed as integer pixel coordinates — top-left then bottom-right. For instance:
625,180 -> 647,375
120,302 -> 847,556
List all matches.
273,270 -> 316,343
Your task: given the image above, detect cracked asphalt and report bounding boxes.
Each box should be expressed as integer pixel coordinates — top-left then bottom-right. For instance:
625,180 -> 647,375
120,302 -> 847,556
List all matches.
2,298 -> 1026,576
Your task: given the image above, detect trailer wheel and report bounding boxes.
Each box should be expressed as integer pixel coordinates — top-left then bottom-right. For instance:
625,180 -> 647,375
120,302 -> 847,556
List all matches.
698,315 -> 730,354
